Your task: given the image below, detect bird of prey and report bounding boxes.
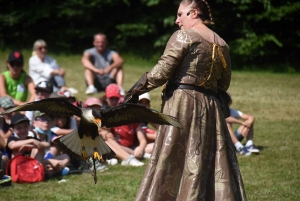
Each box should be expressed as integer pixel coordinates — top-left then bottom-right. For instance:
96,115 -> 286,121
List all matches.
0,98 -> 182,183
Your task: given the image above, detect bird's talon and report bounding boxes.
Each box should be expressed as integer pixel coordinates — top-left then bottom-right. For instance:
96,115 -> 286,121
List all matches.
82,147 -> 88,161
93,151 -> 102,161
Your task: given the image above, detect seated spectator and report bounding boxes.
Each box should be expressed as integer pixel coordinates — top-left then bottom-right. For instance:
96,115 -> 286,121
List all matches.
138,93 -> 157,157
51,115 -> 77,136
138,93 -> 158,142
84,95 -> 144,166
105,84 -> 147,160
32,111 -> 70,176
29,39 -> 77,93
0,96 -> 15,140
84,97 -> 102,109
226,93 -> 260,156
25,81 -> 53,127
0,51 -> 35,105
81,33 -> 124,95
6,114 -> 47,159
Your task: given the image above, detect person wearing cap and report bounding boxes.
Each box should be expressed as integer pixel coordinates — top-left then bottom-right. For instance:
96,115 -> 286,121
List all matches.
84,97 -> 102,109
5,114 -> 49,160
25,81 -> 53,128
84,86 -> 143,166
83,96 -> 142,167
29,39 -> 77,94
138,93 -> 158,157
105,84 -> 147,161
0,96 -> 16,139
32,111 -> 70,176
0,51 -> 35,106
81,33 -> 125,95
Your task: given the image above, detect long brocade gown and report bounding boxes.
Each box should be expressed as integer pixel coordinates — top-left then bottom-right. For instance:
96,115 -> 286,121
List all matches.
135,29 -> 247,201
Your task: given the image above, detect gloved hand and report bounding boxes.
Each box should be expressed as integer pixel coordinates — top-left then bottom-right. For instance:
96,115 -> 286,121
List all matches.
124,73 -> 149,103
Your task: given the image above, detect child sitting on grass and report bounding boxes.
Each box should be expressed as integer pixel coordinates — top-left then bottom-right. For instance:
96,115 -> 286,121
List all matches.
31,111 -> 70,176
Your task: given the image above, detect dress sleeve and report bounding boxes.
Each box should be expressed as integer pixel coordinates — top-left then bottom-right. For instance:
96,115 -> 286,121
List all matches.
146,30 -> 191,89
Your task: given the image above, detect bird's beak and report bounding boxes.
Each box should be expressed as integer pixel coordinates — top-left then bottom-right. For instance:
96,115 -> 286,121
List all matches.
93,118 -> 102,127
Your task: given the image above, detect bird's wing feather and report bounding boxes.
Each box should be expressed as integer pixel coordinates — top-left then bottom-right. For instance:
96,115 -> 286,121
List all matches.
0,98 -> 82,117
100,103 -> 182,128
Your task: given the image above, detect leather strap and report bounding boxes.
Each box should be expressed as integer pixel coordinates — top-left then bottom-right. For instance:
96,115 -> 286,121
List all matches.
177,84 -> 216,97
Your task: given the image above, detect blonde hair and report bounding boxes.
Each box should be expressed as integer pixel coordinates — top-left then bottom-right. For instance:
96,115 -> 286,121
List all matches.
33,39 -> 47,50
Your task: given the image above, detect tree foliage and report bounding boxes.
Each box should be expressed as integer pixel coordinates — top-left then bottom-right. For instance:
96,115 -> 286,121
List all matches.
0,0 -> 299,71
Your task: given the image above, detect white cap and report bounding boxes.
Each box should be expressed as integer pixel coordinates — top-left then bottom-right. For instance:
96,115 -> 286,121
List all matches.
139,92 -> 151,101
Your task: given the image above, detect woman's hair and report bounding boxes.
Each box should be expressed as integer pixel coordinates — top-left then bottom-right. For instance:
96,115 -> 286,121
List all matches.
56,115 -> 71,129
181,0 -> 214,25
33,39 -> 47,50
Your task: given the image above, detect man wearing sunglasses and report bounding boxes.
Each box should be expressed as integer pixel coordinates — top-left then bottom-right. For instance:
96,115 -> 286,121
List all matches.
29,39 -> 73,93
0,51 -> 35,106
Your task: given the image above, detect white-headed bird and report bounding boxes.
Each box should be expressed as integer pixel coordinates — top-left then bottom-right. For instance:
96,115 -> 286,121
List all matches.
0,98 -> 182,183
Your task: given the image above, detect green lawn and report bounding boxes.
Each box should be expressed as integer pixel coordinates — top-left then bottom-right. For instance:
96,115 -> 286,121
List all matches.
1,51 -> 300,200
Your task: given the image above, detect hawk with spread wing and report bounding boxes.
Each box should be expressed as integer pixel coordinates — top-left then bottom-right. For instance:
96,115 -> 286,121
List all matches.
0,98 -> 182,183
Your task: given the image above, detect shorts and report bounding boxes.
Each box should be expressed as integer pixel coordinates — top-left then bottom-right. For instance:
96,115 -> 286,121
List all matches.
89,55 -> 116,91
234,130 -> 244,142
94,74 -> 116,91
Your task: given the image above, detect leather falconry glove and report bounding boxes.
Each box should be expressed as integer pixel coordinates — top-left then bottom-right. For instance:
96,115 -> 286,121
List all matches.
124,73 -> 149,103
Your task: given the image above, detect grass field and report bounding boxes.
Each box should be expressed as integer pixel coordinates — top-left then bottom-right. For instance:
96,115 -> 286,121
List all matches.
0,51 -> 300,200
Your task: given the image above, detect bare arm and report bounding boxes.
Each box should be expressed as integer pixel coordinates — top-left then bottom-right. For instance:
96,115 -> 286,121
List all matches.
81,52 -> 101,73
240,113 -> 255,127
103,53 -> 124,74
226,123 -> 239,144
8,138 -> 41,151
225,116 -> 245,125
0,75 -> 7,98
134,126 -> 147,159
52,128 -> 74,136
0,134 -> 5,149
25,75 -> 36,103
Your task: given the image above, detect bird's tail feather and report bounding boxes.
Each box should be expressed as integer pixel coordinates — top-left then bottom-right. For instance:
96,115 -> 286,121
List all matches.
54,129 -> 115,160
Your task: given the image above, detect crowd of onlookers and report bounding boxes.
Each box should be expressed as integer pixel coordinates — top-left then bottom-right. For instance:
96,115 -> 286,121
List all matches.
0,32 -> 259,184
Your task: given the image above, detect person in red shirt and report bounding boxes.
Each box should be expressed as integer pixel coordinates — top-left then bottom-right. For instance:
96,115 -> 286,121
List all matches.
105,84 -> 147,160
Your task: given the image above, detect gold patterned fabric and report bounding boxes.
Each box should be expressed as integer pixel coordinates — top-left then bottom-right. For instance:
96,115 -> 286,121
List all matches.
135,29 -> 247,201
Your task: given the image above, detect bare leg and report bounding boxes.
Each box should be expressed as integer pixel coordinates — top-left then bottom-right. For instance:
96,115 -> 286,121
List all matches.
115,68 -> 124,87
121,145 -> 134,155
145,143 -> 154,154
105,138 -> 130,160
227,123 -> 239,144
44,154 -> 70,176
31,148 -> 45,164
85,69 -> 95,86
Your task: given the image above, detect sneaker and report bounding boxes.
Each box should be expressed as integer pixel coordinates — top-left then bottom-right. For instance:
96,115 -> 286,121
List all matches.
121,155 -> 144,167
85,85 -> 98,95
119,86 -> 125,96
237,146 -> 251,156
143,153 -> 151,159
61,167 -> 70,176
90,160 -> 109,172
245,145 -> 260,154
67,87 -> 79,94
107,158 -> 118,166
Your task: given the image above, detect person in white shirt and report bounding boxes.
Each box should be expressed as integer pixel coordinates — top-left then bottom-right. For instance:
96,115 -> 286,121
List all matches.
29,39 -> 77,93
226,92 -> 260,156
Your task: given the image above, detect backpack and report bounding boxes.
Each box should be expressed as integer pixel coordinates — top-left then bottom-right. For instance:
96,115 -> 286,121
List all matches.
6,155 -> 44,183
